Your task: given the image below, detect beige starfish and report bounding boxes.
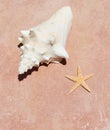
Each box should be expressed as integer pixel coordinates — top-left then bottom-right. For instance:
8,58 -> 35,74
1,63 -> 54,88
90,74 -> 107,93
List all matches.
65,66 -> 93,94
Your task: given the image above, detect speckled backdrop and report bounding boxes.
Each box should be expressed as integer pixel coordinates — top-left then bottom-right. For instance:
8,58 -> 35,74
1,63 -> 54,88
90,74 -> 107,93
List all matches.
0,0 -> 110,130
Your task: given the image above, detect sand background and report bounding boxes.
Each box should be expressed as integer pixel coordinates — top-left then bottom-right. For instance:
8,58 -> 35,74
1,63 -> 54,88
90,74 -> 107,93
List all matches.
0,0 -> 110,129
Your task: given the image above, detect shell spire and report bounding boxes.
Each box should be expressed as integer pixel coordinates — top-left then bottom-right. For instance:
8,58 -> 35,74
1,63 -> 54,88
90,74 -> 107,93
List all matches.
18,6 -> 73,74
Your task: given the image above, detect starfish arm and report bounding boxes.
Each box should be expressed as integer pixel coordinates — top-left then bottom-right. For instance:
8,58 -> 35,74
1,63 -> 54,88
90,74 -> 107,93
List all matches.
65,75 -> 77,82
68,82 -> 80,94
77,66 -> 82,76
81,81 -> 91,92
84,74 -> 94,80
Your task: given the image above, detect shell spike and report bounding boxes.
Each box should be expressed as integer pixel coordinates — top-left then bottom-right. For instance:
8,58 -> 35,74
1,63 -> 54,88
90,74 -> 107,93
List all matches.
18,6 -> 73,74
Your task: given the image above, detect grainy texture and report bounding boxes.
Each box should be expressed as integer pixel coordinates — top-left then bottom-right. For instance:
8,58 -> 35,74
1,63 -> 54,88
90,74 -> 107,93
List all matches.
0,0 -> 110,130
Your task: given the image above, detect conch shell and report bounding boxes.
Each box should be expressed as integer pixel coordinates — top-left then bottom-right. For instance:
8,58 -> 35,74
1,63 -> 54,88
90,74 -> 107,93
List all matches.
18,6 -> 73,74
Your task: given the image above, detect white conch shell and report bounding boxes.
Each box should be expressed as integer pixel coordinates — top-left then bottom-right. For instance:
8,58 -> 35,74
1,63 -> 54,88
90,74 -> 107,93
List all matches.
18,6 -> 73,74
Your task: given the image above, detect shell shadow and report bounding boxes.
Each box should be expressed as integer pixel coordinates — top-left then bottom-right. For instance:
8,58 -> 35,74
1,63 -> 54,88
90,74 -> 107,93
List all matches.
17,43 -> 67,81
18,43 -> 23,48
18,59 -> 66,81
60,58 -> 67,65
18,62 -> 51,81
18,67 -> 39,81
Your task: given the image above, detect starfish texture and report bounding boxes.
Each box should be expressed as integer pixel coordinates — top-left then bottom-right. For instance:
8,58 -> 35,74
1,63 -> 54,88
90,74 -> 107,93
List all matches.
66,66 -> 93,94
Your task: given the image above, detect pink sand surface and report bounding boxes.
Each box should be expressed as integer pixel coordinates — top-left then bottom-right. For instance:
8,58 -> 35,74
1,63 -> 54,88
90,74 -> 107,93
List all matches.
0,0 -> 110,130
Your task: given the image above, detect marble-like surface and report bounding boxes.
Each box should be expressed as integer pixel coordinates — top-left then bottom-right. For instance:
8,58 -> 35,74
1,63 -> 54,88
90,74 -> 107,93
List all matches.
0,0 -> 110,129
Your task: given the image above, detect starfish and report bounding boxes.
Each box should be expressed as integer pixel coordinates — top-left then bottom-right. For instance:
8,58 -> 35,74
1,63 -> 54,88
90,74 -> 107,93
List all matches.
65,66 -> 93,94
